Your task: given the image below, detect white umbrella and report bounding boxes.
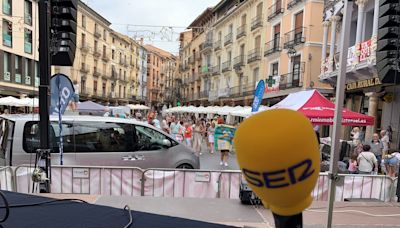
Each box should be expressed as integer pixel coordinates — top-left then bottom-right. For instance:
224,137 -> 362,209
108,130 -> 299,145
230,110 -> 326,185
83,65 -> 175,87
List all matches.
0,96 -> 24,106
19,97 -> 39,107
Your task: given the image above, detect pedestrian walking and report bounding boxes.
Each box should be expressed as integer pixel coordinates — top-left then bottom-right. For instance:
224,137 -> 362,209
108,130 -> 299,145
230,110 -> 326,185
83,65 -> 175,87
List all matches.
170,118 -> 181,141
348,153 -> 358,174
383,152 -> 400,178
369,133 -> 383,173
380,130 -> 390,156
357,145 -> 378,175
208,122 -> 216,154
193,120 -> 204,156
184,122 -> 193,147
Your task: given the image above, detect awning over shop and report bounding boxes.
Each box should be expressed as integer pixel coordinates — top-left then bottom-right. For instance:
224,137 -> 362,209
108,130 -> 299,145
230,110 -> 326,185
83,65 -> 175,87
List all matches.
271,89 -> 374,126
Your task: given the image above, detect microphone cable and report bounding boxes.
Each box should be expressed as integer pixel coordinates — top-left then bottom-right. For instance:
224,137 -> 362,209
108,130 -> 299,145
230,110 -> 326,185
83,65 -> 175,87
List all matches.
0,191 -> 9,223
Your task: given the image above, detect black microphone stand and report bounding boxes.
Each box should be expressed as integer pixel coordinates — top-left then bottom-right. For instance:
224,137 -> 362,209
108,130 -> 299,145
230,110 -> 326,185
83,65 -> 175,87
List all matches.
273,212 -> 303,228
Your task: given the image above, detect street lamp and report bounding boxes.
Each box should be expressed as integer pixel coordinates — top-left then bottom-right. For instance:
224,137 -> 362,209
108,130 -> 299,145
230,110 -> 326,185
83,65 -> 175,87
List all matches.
287,46 -> 297,58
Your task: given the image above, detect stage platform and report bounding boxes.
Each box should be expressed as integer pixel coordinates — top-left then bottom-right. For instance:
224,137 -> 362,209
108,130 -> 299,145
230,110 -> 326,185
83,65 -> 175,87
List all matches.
40,194 -> 400,228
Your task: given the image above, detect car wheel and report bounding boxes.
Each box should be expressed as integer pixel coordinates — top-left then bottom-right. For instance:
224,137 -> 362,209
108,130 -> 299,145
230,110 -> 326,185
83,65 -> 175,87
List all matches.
176,164 -> 194,169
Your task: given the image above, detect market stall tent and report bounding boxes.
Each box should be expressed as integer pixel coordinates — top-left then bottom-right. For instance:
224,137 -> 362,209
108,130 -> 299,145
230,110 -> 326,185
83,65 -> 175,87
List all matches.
271,89 -> 374,126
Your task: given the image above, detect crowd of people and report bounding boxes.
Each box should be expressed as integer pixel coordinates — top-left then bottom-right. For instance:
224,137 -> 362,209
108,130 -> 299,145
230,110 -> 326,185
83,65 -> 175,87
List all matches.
141,111 -> 235,167
347,127 -> 399,177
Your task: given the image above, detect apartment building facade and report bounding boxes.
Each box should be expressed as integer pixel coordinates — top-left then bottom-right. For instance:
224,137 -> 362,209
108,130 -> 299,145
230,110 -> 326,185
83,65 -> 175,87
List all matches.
0,0 -> 40,97
138,45 -> 148,103
54,1 -> 114,104
320,0 -> 400,145
179,0 -> 327,107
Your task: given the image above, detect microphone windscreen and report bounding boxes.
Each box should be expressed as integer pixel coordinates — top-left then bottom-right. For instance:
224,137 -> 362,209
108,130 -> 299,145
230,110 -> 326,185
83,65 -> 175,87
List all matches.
234,109 -> 320,216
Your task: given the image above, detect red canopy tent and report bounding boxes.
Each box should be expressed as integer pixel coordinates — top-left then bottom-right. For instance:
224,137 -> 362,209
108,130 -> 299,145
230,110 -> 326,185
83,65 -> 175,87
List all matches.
271,89 -> 374,126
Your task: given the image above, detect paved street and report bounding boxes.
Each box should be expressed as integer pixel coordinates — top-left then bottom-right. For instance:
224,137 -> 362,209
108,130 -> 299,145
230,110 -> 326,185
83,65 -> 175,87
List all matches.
197,143 -> 240,170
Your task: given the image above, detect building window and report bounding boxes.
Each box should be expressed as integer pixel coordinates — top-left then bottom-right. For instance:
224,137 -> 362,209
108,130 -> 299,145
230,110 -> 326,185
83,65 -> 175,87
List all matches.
103,45 -> 106,56
102,82 -> 106,96
2,0 -> 11,15
93,80 -> 97,94
271,62 -> 279,76
3,52 -> 10,81
82,15 -> 86,28
112,37 -> 115,44
2,19 -> 12,47
112,49 -> 115,60
94,40 -> 98,52
15,56 -> 22,83
25,59 -> 32,85
103,29 -> 107,41
24,29 -> 32,54
119,85 -> 122,98
24,0 -> 32,25
253,67 -> 259,85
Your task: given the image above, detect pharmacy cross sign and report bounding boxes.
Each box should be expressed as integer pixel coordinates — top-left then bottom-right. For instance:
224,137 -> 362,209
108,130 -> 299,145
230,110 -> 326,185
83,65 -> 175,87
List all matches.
266,76 -> 276,87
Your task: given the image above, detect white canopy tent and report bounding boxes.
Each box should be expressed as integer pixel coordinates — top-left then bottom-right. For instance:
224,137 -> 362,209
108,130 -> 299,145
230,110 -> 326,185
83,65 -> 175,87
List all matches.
126,104 -> 150,110
229,106 -> 270,118
0,96 -> 39,107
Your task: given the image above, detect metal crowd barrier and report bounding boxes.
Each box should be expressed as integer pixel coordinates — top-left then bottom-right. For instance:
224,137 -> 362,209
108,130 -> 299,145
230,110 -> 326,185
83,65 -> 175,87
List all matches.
5,165 -> 400,202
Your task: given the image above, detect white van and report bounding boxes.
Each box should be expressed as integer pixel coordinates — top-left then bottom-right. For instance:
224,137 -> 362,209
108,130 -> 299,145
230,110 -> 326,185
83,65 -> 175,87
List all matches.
0,115 -> 199,169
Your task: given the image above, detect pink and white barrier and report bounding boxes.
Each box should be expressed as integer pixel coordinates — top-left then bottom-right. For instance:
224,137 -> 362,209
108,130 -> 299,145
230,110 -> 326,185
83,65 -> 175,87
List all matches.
9,165 -> 399,202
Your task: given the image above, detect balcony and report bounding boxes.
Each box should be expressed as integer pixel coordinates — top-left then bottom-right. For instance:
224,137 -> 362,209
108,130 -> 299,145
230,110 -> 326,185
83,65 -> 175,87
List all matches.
233,55 -> 245,68
189,56 -> 195,64
201,65 -> 211,75
80,63 -> 89,73
247,48 -> 261,64
217,88 -> 230,98
102,53 -> 110,62
194,73 -> 201,81
264,37 -> 282,56
111,71 -> 118,79
222,61 -> 232,73
200,90 -> 209,99
214,40 -> 222,51
284,27 -> 306,49
236,24 -> 247,39
80,42 -> 90,53
211,65 -> 220,76
119,59 -> 126,66
267,2 -> 284,21
224,33 -> 233,46
287,0 -> 303,9
80,87 -> 91,96
208,90 -> 218,101
279,62 -> 305,90
93,68 -> 101,77
94,28 -> 102,38
251,15 -> 263,31
93,48 -> 101,58
202,41 -> 213,52
195,53 -> 202,61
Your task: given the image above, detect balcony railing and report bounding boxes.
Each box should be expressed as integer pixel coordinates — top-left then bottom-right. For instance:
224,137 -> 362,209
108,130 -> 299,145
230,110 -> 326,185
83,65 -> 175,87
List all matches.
251,15 -> 263,31
80,42 -> 90,53
214,40 -> 222,51
279,62 -> 305,90
247,48 -> 262,63
93,48 -> 101,57
237,24 -> 247,39
287,0 -> 303,9
264,37 -> 282,56
224,33 -> 233,46
201,65 -> 212,74
195,53 -> 202,61
267,2 -> 284,21
94,28 -> 102,38
102,53 -> 110,62
229,85 -> 254,98
93,68 -> 101,77
284,27 -> 306,49
189,56 -> 195,64
80,63 -> 89,73
200,90 -> 209,98
233,55 -> 245,68
202,41 -> 213,52
212,65 -> 220,76
222,60 -> 232,72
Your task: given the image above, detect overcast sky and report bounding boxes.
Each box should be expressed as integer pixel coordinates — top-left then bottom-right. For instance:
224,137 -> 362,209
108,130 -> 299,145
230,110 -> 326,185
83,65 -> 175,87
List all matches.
84,0 -> 220,55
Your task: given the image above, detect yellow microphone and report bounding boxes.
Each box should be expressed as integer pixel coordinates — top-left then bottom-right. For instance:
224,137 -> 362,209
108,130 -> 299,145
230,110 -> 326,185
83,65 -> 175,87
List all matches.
234,109 -> 320,227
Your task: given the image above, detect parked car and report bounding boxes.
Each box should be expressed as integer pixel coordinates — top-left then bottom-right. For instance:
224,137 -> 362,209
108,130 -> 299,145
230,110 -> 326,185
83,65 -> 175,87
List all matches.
0,114 -> 199,169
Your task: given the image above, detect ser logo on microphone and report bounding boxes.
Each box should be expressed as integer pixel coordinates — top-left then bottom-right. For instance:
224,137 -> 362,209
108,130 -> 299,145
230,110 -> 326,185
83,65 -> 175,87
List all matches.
242,159 -> 315,189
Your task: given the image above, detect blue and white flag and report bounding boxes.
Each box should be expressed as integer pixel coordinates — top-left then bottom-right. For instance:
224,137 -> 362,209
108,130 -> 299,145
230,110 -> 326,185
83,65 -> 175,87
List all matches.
50,74 -> 75,115
50,74 -> 75,165
251,80 -> 265,113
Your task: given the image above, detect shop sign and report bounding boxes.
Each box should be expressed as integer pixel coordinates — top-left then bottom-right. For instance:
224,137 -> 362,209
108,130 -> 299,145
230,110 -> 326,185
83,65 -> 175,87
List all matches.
346,77 -> 381,91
